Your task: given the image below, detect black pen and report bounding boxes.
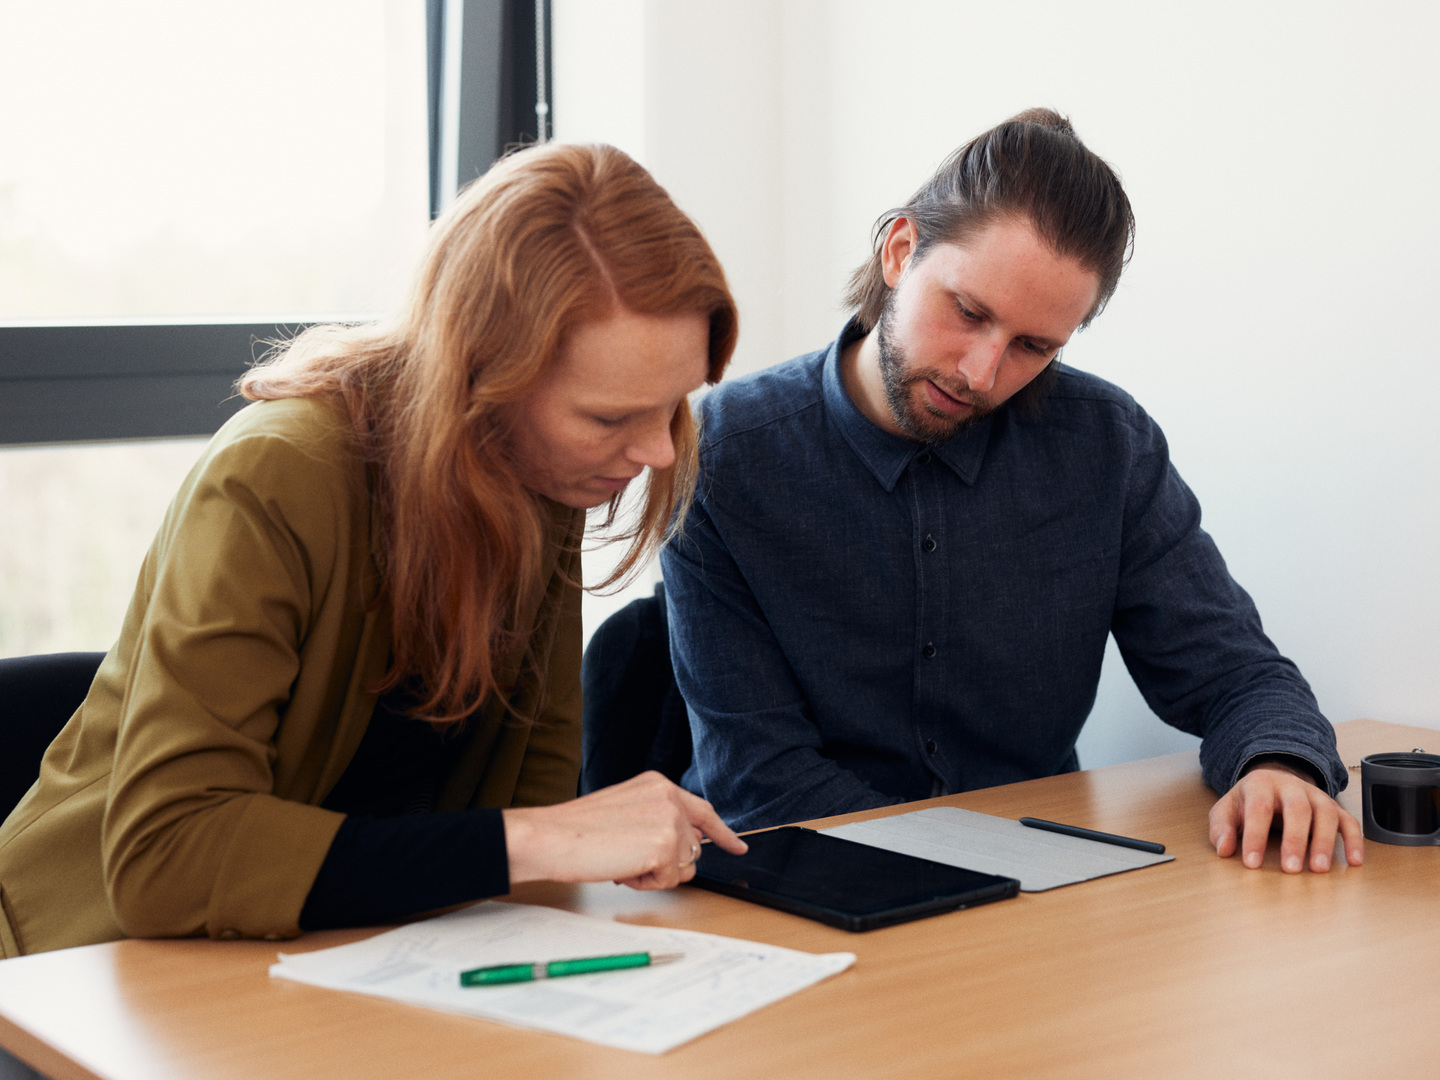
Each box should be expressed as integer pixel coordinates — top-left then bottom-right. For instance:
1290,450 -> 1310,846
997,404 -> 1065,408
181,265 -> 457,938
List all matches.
1018,816 -> 1166,855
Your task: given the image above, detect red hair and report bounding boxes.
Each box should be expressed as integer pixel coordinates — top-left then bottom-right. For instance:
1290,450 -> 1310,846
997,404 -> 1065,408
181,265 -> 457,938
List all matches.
239,143 -> 737,722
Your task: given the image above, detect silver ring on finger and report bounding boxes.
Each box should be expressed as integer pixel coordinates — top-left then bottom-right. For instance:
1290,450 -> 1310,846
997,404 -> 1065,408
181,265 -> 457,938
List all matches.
678,841 -> 700,869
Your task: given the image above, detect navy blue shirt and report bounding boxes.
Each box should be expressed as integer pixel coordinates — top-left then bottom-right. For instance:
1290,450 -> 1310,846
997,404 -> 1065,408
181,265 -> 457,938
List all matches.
661,324 -> 1346,831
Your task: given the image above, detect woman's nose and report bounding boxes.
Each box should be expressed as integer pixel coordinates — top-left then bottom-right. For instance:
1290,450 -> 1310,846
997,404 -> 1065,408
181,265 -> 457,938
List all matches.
627,417 -> 676,471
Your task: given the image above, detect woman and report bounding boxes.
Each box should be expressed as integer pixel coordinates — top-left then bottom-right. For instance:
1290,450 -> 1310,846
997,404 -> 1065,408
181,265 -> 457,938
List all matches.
0,143 -> 745,958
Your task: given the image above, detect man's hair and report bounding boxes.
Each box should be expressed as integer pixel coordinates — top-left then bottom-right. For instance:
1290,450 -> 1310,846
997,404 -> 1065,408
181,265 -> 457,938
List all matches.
845,108 -> 1135,332
239,143 -> 737,723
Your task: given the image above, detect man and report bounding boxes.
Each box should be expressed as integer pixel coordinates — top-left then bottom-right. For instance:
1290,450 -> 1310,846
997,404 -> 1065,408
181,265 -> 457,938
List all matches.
661,109 -> 1362,874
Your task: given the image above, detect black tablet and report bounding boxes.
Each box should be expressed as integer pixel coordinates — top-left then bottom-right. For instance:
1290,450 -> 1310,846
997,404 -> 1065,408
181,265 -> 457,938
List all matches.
690,826 -> 1020,932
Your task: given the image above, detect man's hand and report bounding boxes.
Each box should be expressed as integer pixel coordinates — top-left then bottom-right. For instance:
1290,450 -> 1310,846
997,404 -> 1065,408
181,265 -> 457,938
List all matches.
1208,761 -> 1363,873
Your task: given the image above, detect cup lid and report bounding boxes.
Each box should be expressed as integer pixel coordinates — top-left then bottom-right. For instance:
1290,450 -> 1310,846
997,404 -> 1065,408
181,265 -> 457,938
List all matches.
1362,750 -> 1440,769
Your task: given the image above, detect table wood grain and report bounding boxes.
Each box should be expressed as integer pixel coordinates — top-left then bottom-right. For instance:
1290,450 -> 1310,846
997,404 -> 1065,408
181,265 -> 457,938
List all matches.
2,719 -> 1436,1080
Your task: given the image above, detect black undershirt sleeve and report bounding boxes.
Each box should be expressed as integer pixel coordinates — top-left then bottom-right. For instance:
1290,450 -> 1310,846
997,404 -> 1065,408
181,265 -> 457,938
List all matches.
298,684 -> 513,931
299,809 -> 509,930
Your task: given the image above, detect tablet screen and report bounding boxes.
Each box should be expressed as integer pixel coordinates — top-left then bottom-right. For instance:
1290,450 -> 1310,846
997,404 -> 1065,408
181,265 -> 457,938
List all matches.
691,826 -> 1019,931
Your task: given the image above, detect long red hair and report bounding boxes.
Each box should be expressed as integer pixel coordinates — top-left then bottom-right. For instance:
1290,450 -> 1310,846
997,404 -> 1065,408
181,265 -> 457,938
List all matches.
238,143 -> 737,722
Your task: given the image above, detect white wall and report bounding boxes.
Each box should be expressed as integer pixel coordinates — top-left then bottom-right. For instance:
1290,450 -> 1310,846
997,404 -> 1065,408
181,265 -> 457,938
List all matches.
555,0 -> 1440,765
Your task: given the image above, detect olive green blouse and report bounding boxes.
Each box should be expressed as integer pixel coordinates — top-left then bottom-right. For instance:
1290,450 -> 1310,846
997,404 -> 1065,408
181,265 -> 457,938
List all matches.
0,397 -> 583,957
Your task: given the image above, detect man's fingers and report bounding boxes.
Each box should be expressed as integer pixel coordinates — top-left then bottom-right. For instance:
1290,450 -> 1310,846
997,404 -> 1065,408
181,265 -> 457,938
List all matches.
1306,796 -> 1339,872
1213,766 -> 1365,875
1239,789 -> 1276,869
1209,792 -> 1240,857
1276,785 -> 1313,873
1337,806 -> 1365,866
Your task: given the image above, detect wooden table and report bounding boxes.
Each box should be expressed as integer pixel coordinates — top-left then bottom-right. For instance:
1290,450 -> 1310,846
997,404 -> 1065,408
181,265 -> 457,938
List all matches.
1,718 -> 1436,1080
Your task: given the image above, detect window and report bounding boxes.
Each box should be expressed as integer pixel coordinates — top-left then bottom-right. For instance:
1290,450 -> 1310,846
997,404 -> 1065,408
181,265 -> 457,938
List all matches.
1,0 -> 550,656
0,0 -> 429,324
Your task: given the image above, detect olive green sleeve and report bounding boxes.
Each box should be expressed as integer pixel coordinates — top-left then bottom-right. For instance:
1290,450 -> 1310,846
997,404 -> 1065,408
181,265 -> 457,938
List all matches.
101,421 -> 353,941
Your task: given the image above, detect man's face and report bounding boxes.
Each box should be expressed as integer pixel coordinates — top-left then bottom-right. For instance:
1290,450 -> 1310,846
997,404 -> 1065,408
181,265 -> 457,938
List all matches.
875,216 -> 1101,443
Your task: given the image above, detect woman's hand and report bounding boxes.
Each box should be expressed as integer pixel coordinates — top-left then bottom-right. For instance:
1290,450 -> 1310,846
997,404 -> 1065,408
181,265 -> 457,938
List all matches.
502,771 -> 748,890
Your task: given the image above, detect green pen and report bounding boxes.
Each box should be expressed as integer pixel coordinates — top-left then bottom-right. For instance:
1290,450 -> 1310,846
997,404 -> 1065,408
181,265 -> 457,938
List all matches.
459,951 -> 684,986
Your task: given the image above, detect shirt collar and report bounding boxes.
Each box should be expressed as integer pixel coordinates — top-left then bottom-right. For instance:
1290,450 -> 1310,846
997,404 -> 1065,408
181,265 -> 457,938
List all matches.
821,319 -> 994,493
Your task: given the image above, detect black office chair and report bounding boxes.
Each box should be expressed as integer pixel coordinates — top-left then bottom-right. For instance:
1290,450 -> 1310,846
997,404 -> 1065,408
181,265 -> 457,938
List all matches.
579,582 -> 692,794
0,652 -> 105,819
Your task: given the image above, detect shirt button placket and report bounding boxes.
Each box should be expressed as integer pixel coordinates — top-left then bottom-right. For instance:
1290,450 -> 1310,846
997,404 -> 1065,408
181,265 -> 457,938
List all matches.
912,452 -> 946,796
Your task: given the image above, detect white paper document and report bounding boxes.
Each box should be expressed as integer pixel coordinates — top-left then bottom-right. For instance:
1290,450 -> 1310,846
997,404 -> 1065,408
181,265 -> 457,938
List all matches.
822,806 -> 1173,891
269,901 -> 854,1054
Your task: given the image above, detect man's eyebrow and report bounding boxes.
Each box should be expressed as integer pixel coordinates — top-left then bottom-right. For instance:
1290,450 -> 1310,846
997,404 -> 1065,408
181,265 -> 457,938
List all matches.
954,289 -> 1066,349
952,288 -> 993,319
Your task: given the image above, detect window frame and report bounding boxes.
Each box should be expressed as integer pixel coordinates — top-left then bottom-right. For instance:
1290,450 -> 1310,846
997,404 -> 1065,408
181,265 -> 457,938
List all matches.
0,0 -> 550,447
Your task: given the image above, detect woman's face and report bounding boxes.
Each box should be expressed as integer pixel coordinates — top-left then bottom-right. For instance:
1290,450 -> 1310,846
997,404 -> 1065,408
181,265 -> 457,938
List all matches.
510,307 -> 711,509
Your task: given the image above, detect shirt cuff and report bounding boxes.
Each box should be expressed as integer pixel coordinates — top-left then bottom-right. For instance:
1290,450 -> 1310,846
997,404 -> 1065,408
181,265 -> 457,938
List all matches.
1238,752 -> 1328,790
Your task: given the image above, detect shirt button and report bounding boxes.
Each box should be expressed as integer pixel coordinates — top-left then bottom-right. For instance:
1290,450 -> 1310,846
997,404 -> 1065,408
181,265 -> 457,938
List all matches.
922,643 -> 937,659
925,739 -> 938,755
218,929 -> 241,940
922,535 -> 937,552
916,452 -> 933,465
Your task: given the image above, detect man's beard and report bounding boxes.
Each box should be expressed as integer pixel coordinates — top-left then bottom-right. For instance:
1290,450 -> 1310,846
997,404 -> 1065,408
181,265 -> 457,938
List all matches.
875,298 -> 997,445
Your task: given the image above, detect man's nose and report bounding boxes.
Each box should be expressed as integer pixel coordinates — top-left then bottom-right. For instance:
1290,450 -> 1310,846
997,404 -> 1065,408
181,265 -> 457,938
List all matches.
956,332 -> 1006,393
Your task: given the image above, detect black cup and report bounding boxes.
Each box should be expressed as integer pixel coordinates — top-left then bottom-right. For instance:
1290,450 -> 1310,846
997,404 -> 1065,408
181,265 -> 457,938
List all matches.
1361,751 -> 1440,846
